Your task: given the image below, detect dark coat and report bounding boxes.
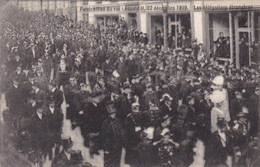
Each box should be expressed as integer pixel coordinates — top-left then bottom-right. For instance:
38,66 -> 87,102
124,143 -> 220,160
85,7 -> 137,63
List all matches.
134,142 -> 156,167
247,93 -> 260,137
102,61 -> 113,77
131,83 -> 145,98
11,71 -> 26,83
29,113 -> 48,152
124,112 -> 143,147
84,101 -> 107,133
124,112 -> 143,165
34,89 -> 46,104
205,131 -> 234,167
56,64 -> 71,86
85,56 -> 96,72
46,108 -> 63,144
25,46 -> 40,66
143,91 -> 159,110
230,98 -> 243,122
126,58 -> 138,79
5,84 -> 23,114
94,47 -> 106,65
64,84 -> 81,120
115,60 -> 127,83
52,150 -> 70,167
20,81 -> 34,103
42,56 -> 54,80
47,88 -> 63,108
100,117 -> 125,152
159,101 -> 177,117
118,97 -> 132,125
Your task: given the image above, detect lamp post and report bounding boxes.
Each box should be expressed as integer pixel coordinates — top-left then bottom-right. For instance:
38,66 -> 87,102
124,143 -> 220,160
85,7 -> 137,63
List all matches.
161,0 -> 169,49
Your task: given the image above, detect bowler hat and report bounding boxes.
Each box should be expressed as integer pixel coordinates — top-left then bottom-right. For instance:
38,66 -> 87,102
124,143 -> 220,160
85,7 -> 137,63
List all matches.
62,136 -> 73,150
70,150 -> 83,164
49,80 -> 57,86
217,118 -> 226,129
35,101 -> 43,109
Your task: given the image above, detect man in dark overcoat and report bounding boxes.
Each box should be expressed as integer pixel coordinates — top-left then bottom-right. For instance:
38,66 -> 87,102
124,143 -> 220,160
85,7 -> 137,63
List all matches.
100,102 -> 126,167
247,85 -> 260,138
46,101 -> 63,160
5,76 -> 24,129
64,75 -> 80,122
205,118 -> 234,167
29,103 -> 48,157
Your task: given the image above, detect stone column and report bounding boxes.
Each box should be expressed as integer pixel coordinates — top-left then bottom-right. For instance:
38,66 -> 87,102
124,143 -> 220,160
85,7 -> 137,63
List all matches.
87,0 -> 97,24
76,0 -> 84,21
140,13 -> 149,33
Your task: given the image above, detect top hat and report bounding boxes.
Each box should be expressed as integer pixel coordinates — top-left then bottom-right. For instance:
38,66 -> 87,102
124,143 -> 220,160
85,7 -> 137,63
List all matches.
61,136 -> 73,150
217,118 -> 226,129
70,150 -> 83,164
49,80 -> 57,86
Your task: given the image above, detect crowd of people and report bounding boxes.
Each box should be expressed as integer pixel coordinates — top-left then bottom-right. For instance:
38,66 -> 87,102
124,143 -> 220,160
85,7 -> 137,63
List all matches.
0,5 -> 260,167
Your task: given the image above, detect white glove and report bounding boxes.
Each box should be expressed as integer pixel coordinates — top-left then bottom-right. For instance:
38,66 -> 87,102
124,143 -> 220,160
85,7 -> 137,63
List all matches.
79,111 -> 84,115
135,126 -> 141,132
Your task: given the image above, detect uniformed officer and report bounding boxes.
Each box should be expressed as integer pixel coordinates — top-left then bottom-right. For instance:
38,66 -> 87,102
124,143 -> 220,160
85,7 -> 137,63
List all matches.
124,101 -> 144,166
155,128 -> 180,167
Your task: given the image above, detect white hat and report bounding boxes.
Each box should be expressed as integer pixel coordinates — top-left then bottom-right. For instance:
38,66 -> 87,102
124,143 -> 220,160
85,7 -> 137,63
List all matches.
210,90 -> 225,104
112,71 -> 120,78
143,127 -> 154,140
212,75 -> 224,85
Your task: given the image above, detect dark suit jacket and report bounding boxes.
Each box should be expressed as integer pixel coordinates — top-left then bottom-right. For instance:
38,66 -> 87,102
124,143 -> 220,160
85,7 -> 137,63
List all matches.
46,108 -> 63,142
26,47 -> 40,65
101,117 -> 126,152
6,84 -> 23,113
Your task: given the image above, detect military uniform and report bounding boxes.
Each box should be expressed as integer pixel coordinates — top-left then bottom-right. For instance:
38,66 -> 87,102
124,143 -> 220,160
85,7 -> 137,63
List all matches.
143,109 -> 162,128
157,141 -> 179,167
124,111 -> 144,166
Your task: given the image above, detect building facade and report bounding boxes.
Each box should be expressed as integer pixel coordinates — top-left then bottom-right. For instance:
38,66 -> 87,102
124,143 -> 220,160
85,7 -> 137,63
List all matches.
8,0 -> 260,68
